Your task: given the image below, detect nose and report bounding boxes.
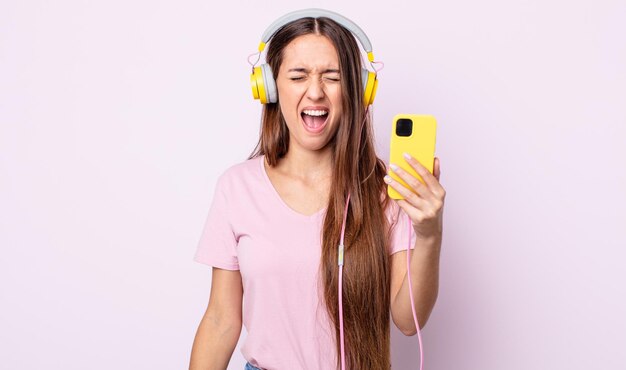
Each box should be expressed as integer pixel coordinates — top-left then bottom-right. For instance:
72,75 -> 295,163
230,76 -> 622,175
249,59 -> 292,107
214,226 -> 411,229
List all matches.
306,76 -> 325,101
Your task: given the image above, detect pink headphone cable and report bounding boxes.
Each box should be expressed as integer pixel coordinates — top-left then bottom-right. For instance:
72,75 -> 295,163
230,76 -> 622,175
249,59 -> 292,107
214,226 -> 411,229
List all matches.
338,196 -> 423,370
405,212 -> 424,369
338,193 -> 349,370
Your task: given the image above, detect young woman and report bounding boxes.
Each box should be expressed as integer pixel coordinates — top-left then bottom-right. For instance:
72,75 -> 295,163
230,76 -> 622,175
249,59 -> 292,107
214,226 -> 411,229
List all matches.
189,9 -> 445,370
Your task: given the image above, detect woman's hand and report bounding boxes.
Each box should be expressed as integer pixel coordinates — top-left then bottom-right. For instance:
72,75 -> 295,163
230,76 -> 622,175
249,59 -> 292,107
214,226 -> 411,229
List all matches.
384,153 -> 446,241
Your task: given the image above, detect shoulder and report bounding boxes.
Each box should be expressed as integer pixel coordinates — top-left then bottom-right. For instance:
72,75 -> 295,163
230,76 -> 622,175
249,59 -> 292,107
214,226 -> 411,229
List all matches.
383,196 -> 403,225
215,155 -> 265,191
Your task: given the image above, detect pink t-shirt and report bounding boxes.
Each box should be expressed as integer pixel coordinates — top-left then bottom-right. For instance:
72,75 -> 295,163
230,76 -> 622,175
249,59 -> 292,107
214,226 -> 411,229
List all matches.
194,155 -> 416,370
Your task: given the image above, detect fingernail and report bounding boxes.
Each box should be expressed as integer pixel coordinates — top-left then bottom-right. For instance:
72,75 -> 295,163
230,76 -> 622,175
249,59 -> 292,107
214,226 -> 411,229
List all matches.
403,152 -> 411,159
390,163 -> 399,171
384,175 -> 392,183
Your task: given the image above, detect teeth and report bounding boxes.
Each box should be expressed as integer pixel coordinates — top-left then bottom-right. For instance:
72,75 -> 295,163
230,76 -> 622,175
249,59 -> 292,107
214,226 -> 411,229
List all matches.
302,109 -> 328,116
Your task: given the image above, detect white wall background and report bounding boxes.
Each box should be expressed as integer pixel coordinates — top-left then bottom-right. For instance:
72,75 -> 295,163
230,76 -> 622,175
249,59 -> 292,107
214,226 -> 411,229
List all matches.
1,0 -> 625,369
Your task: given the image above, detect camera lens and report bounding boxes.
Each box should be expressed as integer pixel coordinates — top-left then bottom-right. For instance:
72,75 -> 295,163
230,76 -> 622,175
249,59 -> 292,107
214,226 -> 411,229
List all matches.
396,118 -> 413,137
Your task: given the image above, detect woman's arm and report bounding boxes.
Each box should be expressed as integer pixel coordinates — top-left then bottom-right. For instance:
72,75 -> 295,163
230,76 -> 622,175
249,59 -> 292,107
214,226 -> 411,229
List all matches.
189,267 -> 243,370
385,155 -> 445,336
390,237 -> 441,335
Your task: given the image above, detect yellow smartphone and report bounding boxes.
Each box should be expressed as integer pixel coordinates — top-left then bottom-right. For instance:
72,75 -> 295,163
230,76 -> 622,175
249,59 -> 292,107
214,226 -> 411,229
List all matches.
388,114 -> 437,200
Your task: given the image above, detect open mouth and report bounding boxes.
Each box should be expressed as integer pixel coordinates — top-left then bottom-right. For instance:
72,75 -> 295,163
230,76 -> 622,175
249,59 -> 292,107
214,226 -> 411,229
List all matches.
300,109 -> 329,134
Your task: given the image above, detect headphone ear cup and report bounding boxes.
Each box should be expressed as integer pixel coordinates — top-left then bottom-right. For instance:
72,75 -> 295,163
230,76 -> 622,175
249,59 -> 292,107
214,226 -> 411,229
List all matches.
261,64 -> 278,104
362,68 -> 377,106
369,74 -> 378,105
251,66 -> 264,102
250,64 -> 277,104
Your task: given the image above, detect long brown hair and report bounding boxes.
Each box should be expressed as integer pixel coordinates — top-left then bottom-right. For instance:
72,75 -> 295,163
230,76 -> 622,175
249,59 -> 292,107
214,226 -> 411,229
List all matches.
248,17 -> 394,369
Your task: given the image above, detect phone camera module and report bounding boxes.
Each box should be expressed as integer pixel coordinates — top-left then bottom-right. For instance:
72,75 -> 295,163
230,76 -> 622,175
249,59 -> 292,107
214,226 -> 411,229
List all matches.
396,118 -> 413,137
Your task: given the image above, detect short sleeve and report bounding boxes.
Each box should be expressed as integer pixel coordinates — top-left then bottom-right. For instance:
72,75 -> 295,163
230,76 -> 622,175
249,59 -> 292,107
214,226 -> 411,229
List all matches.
387,201 -> 417,255
193,174 -> 239,270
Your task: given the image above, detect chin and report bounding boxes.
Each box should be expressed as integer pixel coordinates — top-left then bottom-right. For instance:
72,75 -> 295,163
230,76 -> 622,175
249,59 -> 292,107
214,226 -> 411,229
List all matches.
291,135 -> 334,153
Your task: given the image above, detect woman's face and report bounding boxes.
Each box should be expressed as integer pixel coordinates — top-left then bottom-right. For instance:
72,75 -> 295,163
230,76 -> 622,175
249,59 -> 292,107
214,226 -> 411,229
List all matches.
275,34 -> 343,154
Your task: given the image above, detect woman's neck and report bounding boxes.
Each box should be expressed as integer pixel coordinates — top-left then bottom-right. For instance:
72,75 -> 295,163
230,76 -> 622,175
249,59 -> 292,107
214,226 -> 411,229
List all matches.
277,147 -> 333,183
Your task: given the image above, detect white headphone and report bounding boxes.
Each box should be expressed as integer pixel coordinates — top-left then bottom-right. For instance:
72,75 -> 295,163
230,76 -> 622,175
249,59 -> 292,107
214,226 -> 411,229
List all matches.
250,8 -> 379,105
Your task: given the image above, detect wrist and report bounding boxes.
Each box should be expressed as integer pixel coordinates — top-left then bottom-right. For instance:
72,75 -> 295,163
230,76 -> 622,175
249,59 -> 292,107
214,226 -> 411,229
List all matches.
413,234 -> 442,253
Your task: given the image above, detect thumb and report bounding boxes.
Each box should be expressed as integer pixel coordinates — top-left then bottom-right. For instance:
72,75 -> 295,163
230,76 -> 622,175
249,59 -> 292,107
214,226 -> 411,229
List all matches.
433,157 -> 441,181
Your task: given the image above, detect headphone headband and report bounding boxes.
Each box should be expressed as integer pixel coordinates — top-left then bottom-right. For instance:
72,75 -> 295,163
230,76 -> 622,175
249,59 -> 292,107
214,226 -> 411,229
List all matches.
258,8 -> 375,62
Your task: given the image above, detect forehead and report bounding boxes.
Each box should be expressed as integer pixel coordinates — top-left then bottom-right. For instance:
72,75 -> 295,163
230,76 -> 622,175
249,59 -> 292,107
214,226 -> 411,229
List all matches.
280,34 -> 339,69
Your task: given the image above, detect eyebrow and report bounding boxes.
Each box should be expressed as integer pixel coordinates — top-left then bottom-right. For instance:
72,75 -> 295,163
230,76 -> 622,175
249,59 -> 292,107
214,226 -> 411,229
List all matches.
287,68 -> 340,73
